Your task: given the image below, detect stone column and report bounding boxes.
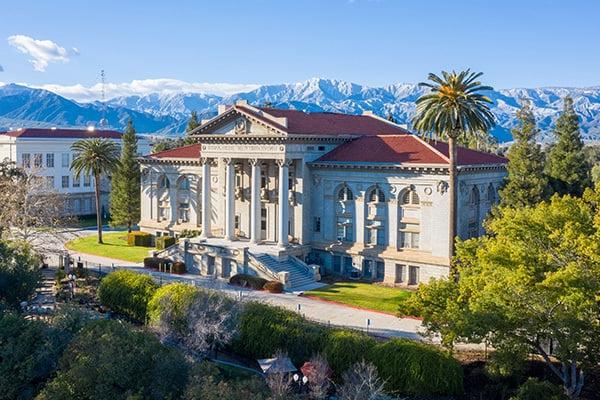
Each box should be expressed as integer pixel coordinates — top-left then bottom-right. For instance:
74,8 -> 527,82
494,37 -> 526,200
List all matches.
355,195 -> 365,245
277,159 -> 291,248
249,159 -> 262,244
388,198 -> 398,249
224,158 -> 235,241
200,159 -> 212,239
168,174 -> 178,223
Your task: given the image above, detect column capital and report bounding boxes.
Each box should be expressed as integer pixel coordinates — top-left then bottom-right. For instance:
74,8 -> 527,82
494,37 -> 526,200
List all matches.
222,157 -> 234,165
276,158 -> 292,167
249,158 -> 260,166
200,157 -> 215,166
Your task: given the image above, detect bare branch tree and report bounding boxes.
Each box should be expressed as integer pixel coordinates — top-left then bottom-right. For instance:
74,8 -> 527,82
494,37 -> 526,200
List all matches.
336,361 -> 389,400
303,354 -> 332,400
265,350 -> 294,400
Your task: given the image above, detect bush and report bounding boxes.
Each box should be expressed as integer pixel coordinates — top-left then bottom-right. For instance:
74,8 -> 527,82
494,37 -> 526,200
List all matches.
143,257 -> 171,269
180,229 -> 202,239
232,302 -> 327,365
127,231 -> 153,247
37,319 -> 189,400
55,269 -> 66,284
263,280 -> 284,293
172,261 -> 186,274
98,269 -> 158,322
323,330 -> 376,378
184,362 -> 268,400
229,274 -> 267,290
368,338 -> 463,396
0,240 -> 41,308
509,378 -> 566,400
156,236 -> 176,250
147,283 -> 199,332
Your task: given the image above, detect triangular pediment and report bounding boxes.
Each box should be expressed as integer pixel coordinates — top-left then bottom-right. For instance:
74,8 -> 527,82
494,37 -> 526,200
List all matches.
189,103 -> 288,137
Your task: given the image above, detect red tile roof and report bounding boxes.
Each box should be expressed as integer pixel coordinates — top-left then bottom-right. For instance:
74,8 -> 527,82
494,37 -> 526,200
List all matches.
236,105 -> 410,136
148,143 -> 201,159
0,128 -> 122,139
316,135 -> 507,166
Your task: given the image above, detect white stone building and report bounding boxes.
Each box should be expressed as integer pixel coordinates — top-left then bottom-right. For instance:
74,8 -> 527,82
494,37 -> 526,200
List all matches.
0,127 -> 151,216
139,102 -> 506,289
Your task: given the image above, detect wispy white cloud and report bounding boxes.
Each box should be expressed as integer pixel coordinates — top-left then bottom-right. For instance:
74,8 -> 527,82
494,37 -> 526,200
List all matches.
32,78 -> 261,102
7,35 -> 78,72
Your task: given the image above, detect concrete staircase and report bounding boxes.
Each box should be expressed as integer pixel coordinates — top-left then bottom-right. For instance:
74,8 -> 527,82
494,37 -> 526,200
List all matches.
251,253 -> 316,289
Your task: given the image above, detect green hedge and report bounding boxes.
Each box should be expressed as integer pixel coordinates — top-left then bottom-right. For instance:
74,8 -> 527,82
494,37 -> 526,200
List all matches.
323,329 -> 376,378
370,338 -> 463,395
231,302 -> 327,365
147,283 -> 199,333
143,257 -> 171,269
156,236 -> 176,250
127,231 -> 152,247
231,302 -> 463,396
229,274 -> 268,290
263,281 -> 284,293
98,270 -> 158,322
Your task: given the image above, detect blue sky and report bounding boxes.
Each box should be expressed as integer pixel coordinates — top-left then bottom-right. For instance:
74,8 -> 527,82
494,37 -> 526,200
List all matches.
1,0 -> 599,100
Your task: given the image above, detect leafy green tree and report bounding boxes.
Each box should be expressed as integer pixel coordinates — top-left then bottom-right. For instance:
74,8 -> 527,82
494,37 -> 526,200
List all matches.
110,120 -> 141,233
0,240 -> 41,308
183,362 -> 268,400
546,96 -> 590,196
510,378 -> 567,400
499,102 -> 549,208
37,319 -> 188,400
0,160 -> 26,238
400,194 -> 600,399
183,110 -> 200,146
412,70 -> 495,256
71,139 -> 120,243
591,164 -> 600,187
97,269 -> 157,323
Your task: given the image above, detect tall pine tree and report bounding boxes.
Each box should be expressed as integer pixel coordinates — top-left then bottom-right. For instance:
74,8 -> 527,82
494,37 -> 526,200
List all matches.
545,96 -> 590,196
110,120 -> 141,232
183,111 -> 200,145
499,102 -> 549,208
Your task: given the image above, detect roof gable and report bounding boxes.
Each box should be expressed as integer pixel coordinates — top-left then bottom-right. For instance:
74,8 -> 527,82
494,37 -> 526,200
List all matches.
146,143 -> 201,160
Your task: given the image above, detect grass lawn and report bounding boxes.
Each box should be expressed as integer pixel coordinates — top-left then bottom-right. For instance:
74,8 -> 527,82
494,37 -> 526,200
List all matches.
304,281 -> 412,314
65,231 -> 154,263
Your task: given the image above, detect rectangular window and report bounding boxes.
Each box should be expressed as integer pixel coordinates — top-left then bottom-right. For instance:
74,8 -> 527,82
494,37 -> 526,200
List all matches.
408,265 -> 420,285
306,146 -> 315,151
158,201 -> 169,221
468,222 -> 478,239
83,198 -> 92,212
61,153 -> 70,168
33,153 -> 43,168
260,208 -> 267,231
395,264 -> 405,283
313,216 -> 321,233
45,176 -> 54,188
72,175 -> 80,188
61,176 -> 69,188
234,215 -> 240,230
399,222 -> 420,249
46,153 -> 54,168
318,146 -> 325,151
22,153 -> 30,168
83,175 -> 91,187
179,202 -> 190,222
288,169 -> 294,190
332,255 -> 341,274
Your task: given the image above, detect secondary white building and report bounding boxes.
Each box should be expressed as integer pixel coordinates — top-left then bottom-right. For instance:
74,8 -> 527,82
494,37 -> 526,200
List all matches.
0,127 -> 151,216
139,102 -> 506,289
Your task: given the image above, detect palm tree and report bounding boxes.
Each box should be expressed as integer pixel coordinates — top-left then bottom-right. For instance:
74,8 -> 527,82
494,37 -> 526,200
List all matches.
71,138 -> 120,244
412,70 -> 495,257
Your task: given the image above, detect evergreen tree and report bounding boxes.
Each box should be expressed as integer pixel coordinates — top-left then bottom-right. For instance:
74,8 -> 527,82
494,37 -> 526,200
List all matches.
183,111 -> 200,145
386,113 -> 398,123
545,96 -> 590,196
110,120 -> 141,233
499,102 -> 549,208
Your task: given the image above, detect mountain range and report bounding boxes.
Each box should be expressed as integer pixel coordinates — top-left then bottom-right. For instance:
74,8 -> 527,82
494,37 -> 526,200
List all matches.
2,78 -> 600,143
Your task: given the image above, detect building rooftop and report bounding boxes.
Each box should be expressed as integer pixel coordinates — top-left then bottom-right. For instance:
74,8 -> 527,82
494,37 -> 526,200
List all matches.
146,143 -> 201,160
0,127 -> 123,139
316,134 -> 507,166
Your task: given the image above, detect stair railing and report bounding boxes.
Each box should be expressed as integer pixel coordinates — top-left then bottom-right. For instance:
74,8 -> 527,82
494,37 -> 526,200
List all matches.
291,256 -> 320,281
247,252 -> 281,282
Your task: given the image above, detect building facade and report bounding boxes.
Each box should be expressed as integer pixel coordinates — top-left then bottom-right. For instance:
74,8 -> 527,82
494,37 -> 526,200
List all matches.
139,102 -> 506,288
0,128 -> 151,216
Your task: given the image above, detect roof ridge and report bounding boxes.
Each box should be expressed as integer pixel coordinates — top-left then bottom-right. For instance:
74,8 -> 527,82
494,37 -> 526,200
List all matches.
410,135 -> 450,162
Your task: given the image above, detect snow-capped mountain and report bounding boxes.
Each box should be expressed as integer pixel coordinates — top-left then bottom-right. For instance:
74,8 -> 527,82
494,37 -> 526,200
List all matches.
2,78 -> 600,143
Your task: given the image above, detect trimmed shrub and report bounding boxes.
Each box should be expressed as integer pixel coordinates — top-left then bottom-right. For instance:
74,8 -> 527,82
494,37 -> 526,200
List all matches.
509,378 -> 566,400
323,329 -> 376,378
180,229 -> 202,239
156,236 -> 177,250
147,283 -> 199,332
229,274 -> 267,290
172,261 -> 186,274
232,302 -> 327,365
127,231 -> 153,247
143,257 -> 171,269
98,269 -> 158,322
369,338 -> 463,396
263,280 -> 284,293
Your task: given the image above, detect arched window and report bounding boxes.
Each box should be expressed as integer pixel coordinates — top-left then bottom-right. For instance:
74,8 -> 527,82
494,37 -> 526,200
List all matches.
337,186 -> 354,201
487,184 -> 495,203
399,189 -> 421,249
335,185 -> 355,242
368,187 -> 385,203
468,186 -> 481,238
177,176 -> 191,223
157,175 -> 170,189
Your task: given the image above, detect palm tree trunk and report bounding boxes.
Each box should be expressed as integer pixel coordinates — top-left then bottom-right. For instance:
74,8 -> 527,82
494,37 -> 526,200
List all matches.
94,173 -> 103,244
448,135 -> 458,259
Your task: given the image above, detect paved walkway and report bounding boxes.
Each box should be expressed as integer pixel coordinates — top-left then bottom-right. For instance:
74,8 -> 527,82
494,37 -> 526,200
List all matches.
38,228 -> 429,342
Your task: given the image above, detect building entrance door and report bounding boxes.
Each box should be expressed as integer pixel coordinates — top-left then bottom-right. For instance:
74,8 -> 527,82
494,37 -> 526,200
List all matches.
362,259 -> 373,279
376,261 -> 385,281
206,255 -> 215,275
